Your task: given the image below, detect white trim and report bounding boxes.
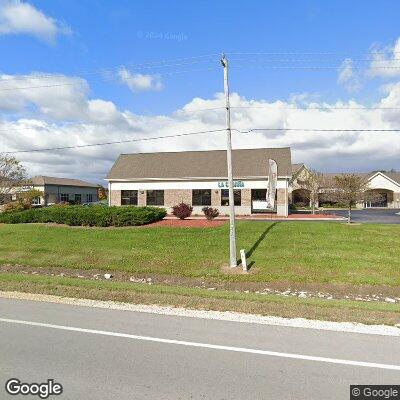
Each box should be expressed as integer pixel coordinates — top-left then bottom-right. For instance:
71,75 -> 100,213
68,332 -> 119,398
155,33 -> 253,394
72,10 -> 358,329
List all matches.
106,176 -> 292,182
110,180 -> 285,190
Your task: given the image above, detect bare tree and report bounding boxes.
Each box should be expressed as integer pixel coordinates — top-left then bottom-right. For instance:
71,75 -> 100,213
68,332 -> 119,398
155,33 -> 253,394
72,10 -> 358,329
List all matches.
0,154 -> 28,204
297,169 -> 326,214
329,174 -> 381,223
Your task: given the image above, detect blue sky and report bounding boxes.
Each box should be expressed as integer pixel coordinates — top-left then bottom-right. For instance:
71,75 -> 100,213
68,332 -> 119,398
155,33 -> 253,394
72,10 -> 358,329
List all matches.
1,0 -> 400,182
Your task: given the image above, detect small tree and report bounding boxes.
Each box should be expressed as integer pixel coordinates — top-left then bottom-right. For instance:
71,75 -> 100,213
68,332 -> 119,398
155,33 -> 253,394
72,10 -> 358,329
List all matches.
202,206 -> 219,220
297,169 -> 326,214
0,154 -> 28,204
172,203 -> 193,219
98,185 -> 108,201
330,174 -> 381,223
3,189 -> 43,212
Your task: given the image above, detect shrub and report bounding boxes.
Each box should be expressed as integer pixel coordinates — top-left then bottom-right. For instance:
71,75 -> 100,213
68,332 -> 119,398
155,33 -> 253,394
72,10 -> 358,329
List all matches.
0,205 -> 166,227
171,202 -> 193,219
202,206 -> 219,220
3,201 -> 27,213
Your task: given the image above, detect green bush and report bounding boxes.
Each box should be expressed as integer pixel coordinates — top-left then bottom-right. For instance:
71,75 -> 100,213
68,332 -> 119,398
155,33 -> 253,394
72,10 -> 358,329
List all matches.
0,205 -> 166,227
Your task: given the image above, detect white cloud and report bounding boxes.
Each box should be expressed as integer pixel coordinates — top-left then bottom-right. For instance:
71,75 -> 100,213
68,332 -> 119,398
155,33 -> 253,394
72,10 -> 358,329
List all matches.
118,68 -> 163,92
0,0 -> 71,43
2,72 -> 400,184
337,59 -> 361,92
0,73 -> 126,123
367,38 -> 400,78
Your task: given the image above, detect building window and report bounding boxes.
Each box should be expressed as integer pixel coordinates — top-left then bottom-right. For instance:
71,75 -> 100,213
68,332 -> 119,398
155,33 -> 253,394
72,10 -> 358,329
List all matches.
221,189 -> 241,206
32,197 -> 41,205
86,194 -> 93,203
146,190 -> 164,206
121,190 -> 138,205
192,189 -> 211,206
60,193 -> 69,202
75,194 -> 82,204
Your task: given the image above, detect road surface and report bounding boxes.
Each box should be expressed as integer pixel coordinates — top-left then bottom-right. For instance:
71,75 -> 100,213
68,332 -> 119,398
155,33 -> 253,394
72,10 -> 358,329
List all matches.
0,298 -> 399,399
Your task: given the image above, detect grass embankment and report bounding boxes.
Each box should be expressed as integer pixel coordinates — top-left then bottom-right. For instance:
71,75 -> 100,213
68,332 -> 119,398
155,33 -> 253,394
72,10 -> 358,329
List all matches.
0,221 -> 399,324
1,273 -> 399,325
0,221 -> 399,285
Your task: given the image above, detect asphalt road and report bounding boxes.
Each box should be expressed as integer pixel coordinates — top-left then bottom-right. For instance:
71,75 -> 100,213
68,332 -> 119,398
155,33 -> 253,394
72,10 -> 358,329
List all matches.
0,298 -> 399,400
327,208 -> 400,224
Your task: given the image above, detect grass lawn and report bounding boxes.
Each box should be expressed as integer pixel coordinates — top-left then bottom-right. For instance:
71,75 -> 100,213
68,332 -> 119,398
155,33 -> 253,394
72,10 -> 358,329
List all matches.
1,273 -> 399,326
0,221 -> 399,286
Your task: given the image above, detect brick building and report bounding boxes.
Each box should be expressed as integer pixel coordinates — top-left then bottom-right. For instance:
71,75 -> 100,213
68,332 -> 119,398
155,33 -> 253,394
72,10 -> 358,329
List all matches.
106,147 -> 292,216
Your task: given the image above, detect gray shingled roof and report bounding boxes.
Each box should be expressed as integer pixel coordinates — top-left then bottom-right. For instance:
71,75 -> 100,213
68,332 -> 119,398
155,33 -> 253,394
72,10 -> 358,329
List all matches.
31,176 -> 98,188
106,147 -> 292,180
383,172 -> 400,185
291,163 -> 305,174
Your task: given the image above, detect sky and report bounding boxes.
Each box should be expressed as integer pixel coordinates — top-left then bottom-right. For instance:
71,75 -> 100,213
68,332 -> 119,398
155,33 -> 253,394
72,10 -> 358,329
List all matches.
1,0 -> 400,183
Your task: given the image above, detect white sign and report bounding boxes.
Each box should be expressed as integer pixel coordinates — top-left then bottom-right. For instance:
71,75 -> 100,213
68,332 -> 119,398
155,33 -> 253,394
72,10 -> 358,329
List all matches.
267,159 -> 278,210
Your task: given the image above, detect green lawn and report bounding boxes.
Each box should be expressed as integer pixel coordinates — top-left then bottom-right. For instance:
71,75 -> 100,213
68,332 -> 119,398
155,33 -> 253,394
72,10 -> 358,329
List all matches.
1,221 -> 399,286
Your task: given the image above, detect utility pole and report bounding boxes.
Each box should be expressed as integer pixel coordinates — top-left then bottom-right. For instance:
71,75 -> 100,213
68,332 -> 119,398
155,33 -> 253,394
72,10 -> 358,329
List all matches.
221,53 -> 237,268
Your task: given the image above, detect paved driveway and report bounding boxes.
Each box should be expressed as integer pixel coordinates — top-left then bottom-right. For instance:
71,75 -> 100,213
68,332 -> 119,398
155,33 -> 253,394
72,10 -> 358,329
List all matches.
328,208 -> 400,224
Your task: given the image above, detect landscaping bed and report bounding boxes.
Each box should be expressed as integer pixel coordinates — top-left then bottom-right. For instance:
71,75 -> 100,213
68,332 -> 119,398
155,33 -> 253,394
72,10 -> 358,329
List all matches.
0,205 -> 166,227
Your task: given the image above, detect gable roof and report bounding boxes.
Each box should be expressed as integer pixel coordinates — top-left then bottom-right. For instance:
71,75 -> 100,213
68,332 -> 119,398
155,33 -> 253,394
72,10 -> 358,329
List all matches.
382,172 -> 400,186
31,176 -> 98,188
291,163 -> 305,174
107,147 -> 292,181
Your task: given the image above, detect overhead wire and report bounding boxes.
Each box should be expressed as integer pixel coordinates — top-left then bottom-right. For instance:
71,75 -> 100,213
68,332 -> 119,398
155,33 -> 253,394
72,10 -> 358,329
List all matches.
4,126 -> 400,154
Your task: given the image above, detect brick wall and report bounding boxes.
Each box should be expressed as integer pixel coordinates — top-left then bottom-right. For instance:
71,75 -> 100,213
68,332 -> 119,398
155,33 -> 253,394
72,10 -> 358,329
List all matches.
241,189 -> 251,206
138,191 -> 146,206
276,188 -> 288,217
211,189 -> 220,206
110,190 -> 121,206
164,189 -> 191,209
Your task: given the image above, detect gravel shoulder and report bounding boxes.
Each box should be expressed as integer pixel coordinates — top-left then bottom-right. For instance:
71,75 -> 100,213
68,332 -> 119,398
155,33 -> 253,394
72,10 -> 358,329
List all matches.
1,290 -> 399,336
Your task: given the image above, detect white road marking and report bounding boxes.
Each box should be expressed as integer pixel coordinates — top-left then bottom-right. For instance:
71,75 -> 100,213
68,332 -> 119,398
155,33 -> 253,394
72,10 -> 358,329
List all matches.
1,317 -> 400,371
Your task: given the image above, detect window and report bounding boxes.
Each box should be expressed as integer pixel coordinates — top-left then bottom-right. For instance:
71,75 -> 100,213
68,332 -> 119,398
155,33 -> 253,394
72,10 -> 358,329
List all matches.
32,197 -> 41,205
86,194 -> 93,203
121,190 -> 138,205
75,194 -> 82,204
146,190 -> 164,206
60,193 -> 69,202
192,189 -> 211,206
251,189 -> 267,201
221,189 -> 241,206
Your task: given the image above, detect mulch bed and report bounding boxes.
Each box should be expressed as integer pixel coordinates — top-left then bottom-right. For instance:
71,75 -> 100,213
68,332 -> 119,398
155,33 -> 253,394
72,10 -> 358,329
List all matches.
145,219 -> 226,228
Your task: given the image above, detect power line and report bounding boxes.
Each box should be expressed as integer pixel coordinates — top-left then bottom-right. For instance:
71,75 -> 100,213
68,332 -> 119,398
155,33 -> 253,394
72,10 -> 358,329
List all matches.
5,126 -> 400,154
0,54 -> 219,83
0,66 -> 220,92
230,106 -> 400,111
230,57 -> 400,63
227,51 -> 400,56
232,64 -> 400,71
237,128 -> 400,133
3,128 -> 227,154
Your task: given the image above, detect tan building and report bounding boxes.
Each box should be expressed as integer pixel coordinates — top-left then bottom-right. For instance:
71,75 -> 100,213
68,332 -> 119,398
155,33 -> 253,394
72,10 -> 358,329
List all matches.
11,176 -> 99,206
290,167 -> 400,209
106,147 -> 292,216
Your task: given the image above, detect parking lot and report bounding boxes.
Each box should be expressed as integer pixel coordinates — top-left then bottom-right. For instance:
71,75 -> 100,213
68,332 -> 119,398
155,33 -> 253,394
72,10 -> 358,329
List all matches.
328,209 -> 400,224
